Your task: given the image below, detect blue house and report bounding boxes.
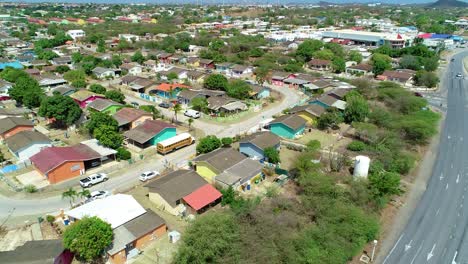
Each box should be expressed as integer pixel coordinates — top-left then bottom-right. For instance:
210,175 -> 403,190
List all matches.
0,61 -> 23,71
250,85 -> 271,100
239,132 -> 280,161
269,114 -> 306,139
124,120 -> 176,149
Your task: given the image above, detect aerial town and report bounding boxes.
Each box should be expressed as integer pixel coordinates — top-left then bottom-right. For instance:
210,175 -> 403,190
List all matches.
0,1 -> 466,264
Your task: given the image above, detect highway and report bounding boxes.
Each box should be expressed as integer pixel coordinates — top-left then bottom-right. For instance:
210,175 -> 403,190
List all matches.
383,51 -> 468,264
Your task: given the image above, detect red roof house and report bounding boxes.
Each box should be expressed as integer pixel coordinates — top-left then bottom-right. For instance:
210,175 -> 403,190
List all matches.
183,184 -> 222,214
30,145 -> 103,184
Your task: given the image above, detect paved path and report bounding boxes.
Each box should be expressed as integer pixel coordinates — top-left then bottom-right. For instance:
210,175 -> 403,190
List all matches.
381,51 -> 468,264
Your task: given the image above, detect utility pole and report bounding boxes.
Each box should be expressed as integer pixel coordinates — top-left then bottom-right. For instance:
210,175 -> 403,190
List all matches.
371,240 -> 378,262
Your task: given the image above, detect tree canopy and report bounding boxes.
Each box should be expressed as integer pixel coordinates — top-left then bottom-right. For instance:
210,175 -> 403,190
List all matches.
86,112 -> 118,134
105,90 -> 125,104
39,94 -> 82,127
204,74 -> 228,90
196,135 -> 221,154
8,76 -> 44,108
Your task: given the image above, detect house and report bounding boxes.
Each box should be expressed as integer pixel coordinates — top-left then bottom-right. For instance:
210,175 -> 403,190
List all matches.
69,90 -> 105,108
5,131 -> 51,161
230,64 -> 253,78
0,117 -> 34,140
215,158 -> 264,190
0,79 -> 12,96
307,59 -> 332,71
113,108 -> 153,130
118,34 -> 140,42
283,77 -> 310,90
87,98 -> 124,114
177,89 -> 206,105
249,84 -> 271,99
148,83 -> 189,99
25,68 -> 40,76
377,69 -> 415,86
215,62 -> 233,75
0,108 -> 32,119
66,29 -> 86,40
36,75 -> 68,89
92,67 -> 117,79
289,104 -> 326,125
30,59 -> 48,67
160,67 -> 188,81
52,56 -> 72,66
30,142 -> 116,184
124,120 -> 176,148
192,147 -> 247,183
145,169 -> 221,215
328,89 -> 350,100
207,96 -> 247,114
156,52 -> 173,64
239,132 -> 281,161
199,58 -> 215,69
0,239 -> 73,264
309,94 -> 347,110
186,57 -> 200,68
346,63 -> 372,75
51,85 -> 75,96
269,114 -> 306,139
65,194 -> 167,264
186,70 -> 206,84
120,63 -> 142,76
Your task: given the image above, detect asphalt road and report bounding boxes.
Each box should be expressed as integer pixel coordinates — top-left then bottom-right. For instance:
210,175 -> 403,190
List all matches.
382,51 -> 468,264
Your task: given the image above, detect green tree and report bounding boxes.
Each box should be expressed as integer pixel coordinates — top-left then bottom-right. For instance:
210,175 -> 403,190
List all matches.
226,80 -> 252,100
413,70 -> 439,88
264,147 -> 280,164
9,76 -> 44,108
64,69 -> 86,84
86,112 -> 118,134
89,84 -> 106,94
55,65 -> 70,74
254,66 -> 270,85
105,90 -> 125,104
62,188 -> 78,207
78,189 -> 91,200
306,140 -> 321,152
187,118 -> 194,130
111,55 -> 123,67
347,141 -> 366,151
71,52 -> 83,63
97,39 -> 106,53
221,137 -> 233,147
63,216 -> 113,262
131,50 -> 145,64
313,49 -> 334,60
399,55 -> 421,71
116,147 -> 132,160
332,57 -> 346,73
167,72 -> 178,81
369,171 -> 401,198
371,53 -> 392,76
344,94 -> 369,123
317,107 -> 344,130
173,103 -> 182,121
422,56 -> 439,72
39,94 -> 82,127
204,74 -> 228,90
139,105 -> 161,119
190,97 -> 208,113
348,50 -> 363,64
296,39 -> 323,61
0,68 -> 28,82
196,135 -> 221,154
93,125 -> 123,149
325,42 -> 345,58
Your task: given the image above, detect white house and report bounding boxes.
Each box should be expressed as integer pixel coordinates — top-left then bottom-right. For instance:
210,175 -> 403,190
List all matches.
92,67 -> 116,79
5,131 -> 51,162
120,63 -> 142,76
118,34 -> 140,42
66,29 -> 86,40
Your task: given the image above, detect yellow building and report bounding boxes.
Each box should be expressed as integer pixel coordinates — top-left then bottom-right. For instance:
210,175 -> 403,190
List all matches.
192,148 -> 248,184
289,104 -> 326,126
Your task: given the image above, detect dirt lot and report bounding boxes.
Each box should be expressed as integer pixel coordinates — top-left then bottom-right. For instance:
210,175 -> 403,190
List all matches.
279,148 -> 301,171
296,125 -> 352,150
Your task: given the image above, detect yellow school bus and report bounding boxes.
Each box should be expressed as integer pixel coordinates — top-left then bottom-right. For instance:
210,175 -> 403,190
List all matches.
157,133 -> 195,155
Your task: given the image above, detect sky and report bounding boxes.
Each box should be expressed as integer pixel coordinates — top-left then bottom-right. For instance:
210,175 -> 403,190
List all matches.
6,0 -> 468,4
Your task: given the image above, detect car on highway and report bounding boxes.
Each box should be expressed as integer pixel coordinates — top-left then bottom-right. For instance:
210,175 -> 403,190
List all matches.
130,101 -> 140,107
456,73 -> 463,78
451,58 -> 455,62
158,102 -> 171,109
87,190 -> 111,201
139,171 -> 160,182
79,173 -> 108,188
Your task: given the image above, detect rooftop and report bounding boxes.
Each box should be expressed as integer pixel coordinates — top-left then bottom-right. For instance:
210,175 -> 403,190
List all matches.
270,114 -> 306,131
240,131 -> 280,151
112,108 -> 152,127
124,120 -> 175,144
192,148 -> 247,173
183,184 -> 222,211
0,117 -> 33,134
5,131 -> 50,153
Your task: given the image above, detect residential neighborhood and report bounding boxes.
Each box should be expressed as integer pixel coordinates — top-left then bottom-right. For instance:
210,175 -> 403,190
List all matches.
0,2 -> 466,264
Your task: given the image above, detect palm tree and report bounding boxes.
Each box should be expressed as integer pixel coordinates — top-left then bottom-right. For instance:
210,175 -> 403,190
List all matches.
78,189 -> 91,200
62,188 -> 78,208
188,118 -> 194,131
173,103 -> 182,122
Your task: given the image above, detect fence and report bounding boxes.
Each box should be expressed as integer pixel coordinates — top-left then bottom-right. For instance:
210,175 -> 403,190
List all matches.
139,93 -> 163,103
0,172 -> 23,192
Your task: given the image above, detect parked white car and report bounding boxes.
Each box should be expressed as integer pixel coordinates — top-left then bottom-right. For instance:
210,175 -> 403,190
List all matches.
139,171 -> 160,182
79,173 -> 108,188
184,109 -> 201,119
87,190 -> 111,202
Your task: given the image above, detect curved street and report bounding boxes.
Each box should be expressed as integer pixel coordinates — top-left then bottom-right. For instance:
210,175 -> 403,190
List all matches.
382,51 -> 468,264
0,83 -> 301,225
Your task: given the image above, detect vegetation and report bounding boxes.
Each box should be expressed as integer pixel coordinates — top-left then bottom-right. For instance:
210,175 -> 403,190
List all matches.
116,147 -> 132,160
39,94 -> 82,127
24,184 -> 37,193
94,125 -> 123,149
204,74 -> 228,90
196,135 -> 221,154
8,75 -> 44,108
105,90 -> 125,104
86,112 -> 118,134
63,216 -> 113,262
89,84 -> 107,94
264,147 -> 280,164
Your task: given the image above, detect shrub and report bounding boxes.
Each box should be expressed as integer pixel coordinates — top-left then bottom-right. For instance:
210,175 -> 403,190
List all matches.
24,184 -> 37,193
46,215 -> 55,223
221,137 -> 233,147
347,141 -> 366,151
116,147 -> 131,160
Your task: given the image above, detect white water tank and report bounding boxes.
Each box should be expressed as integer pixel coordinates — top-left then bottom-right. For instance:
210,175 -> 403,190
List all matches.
354,155 -> 370,178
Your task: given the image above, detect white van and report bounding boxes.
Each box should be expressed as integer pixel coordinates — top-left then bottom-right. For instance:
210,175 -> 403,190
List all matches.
184,109 -> 201,119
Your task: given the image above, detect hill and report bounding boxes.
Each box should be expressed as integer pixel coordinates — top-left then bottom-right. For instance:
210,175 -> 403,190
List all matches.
429,0 -> 468,7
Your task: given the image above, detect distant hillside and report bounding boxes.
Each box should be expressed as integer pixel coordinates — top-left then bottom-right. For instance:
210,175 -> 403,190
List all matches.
429,0 -> 468,7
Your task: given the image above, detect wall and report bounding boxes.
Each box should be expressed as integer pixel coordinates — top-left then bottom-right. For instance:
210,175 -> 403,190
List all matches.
270,124 -> 295,139
1,126 -> 34,140
150,128 -> 176,146
195,162 -> 218,183
16,142 -> 52,161
131,116 -> 153,129
239,143 -> 264,160
46,161 -> 84,184
148,192 -> 179,215
109,250 -> 126,264
134,224 -> 167,249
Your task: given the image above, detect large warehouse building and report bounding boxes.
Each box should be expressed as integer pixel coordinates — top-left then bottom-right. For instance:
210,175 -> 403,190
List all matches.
322,29 -> 412,48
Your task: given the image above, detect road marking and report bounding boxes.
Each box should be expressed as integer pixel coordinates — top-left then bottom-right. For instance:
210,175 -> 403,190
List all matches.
452,251 -> 458,264
427,244 -> 436,261
452,163 -> 454,169
447,183 -> 449,190
441,173 -> 444,181
405,240 -> 413,252
411,243 -> 424,264
436,208 -> 440,215
382,233 -> 404,264
457,174 -> 460,183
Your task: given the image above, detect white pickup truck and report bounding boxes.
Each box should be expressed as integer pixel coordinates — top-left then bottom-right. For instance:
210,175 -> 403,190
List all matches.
79,173 -> 108,188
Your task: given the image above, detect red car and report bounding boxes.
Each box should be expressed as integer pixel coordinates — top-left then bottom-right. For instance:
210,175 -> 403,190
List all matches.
413,92 -> 423,97
0,96 -> 11,101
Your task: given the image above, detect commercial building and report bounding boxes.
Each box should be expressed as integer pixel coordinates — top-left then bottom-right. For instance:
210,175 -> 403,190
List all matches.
322,29 -> 410,48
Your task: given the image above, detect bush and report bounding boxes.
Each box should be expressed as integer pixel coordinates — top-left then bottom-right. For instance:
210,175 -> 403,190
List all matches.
116,147 -> 131,160
221,137 -> 233,147
46,215 -> 55,223
24,184 -> 37,193
347,141 -> 366,151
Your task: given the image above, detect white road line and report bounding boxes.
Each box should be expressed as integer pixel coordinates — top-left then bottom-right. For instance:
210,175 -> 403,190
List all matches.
427,244 -> 436,261
383,233 -> 405,264
411,244 -> 424,264
452,251 -> 458,264
447,183 -> 449,190
457,174 -> 460,183
436,208 -> 440,215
